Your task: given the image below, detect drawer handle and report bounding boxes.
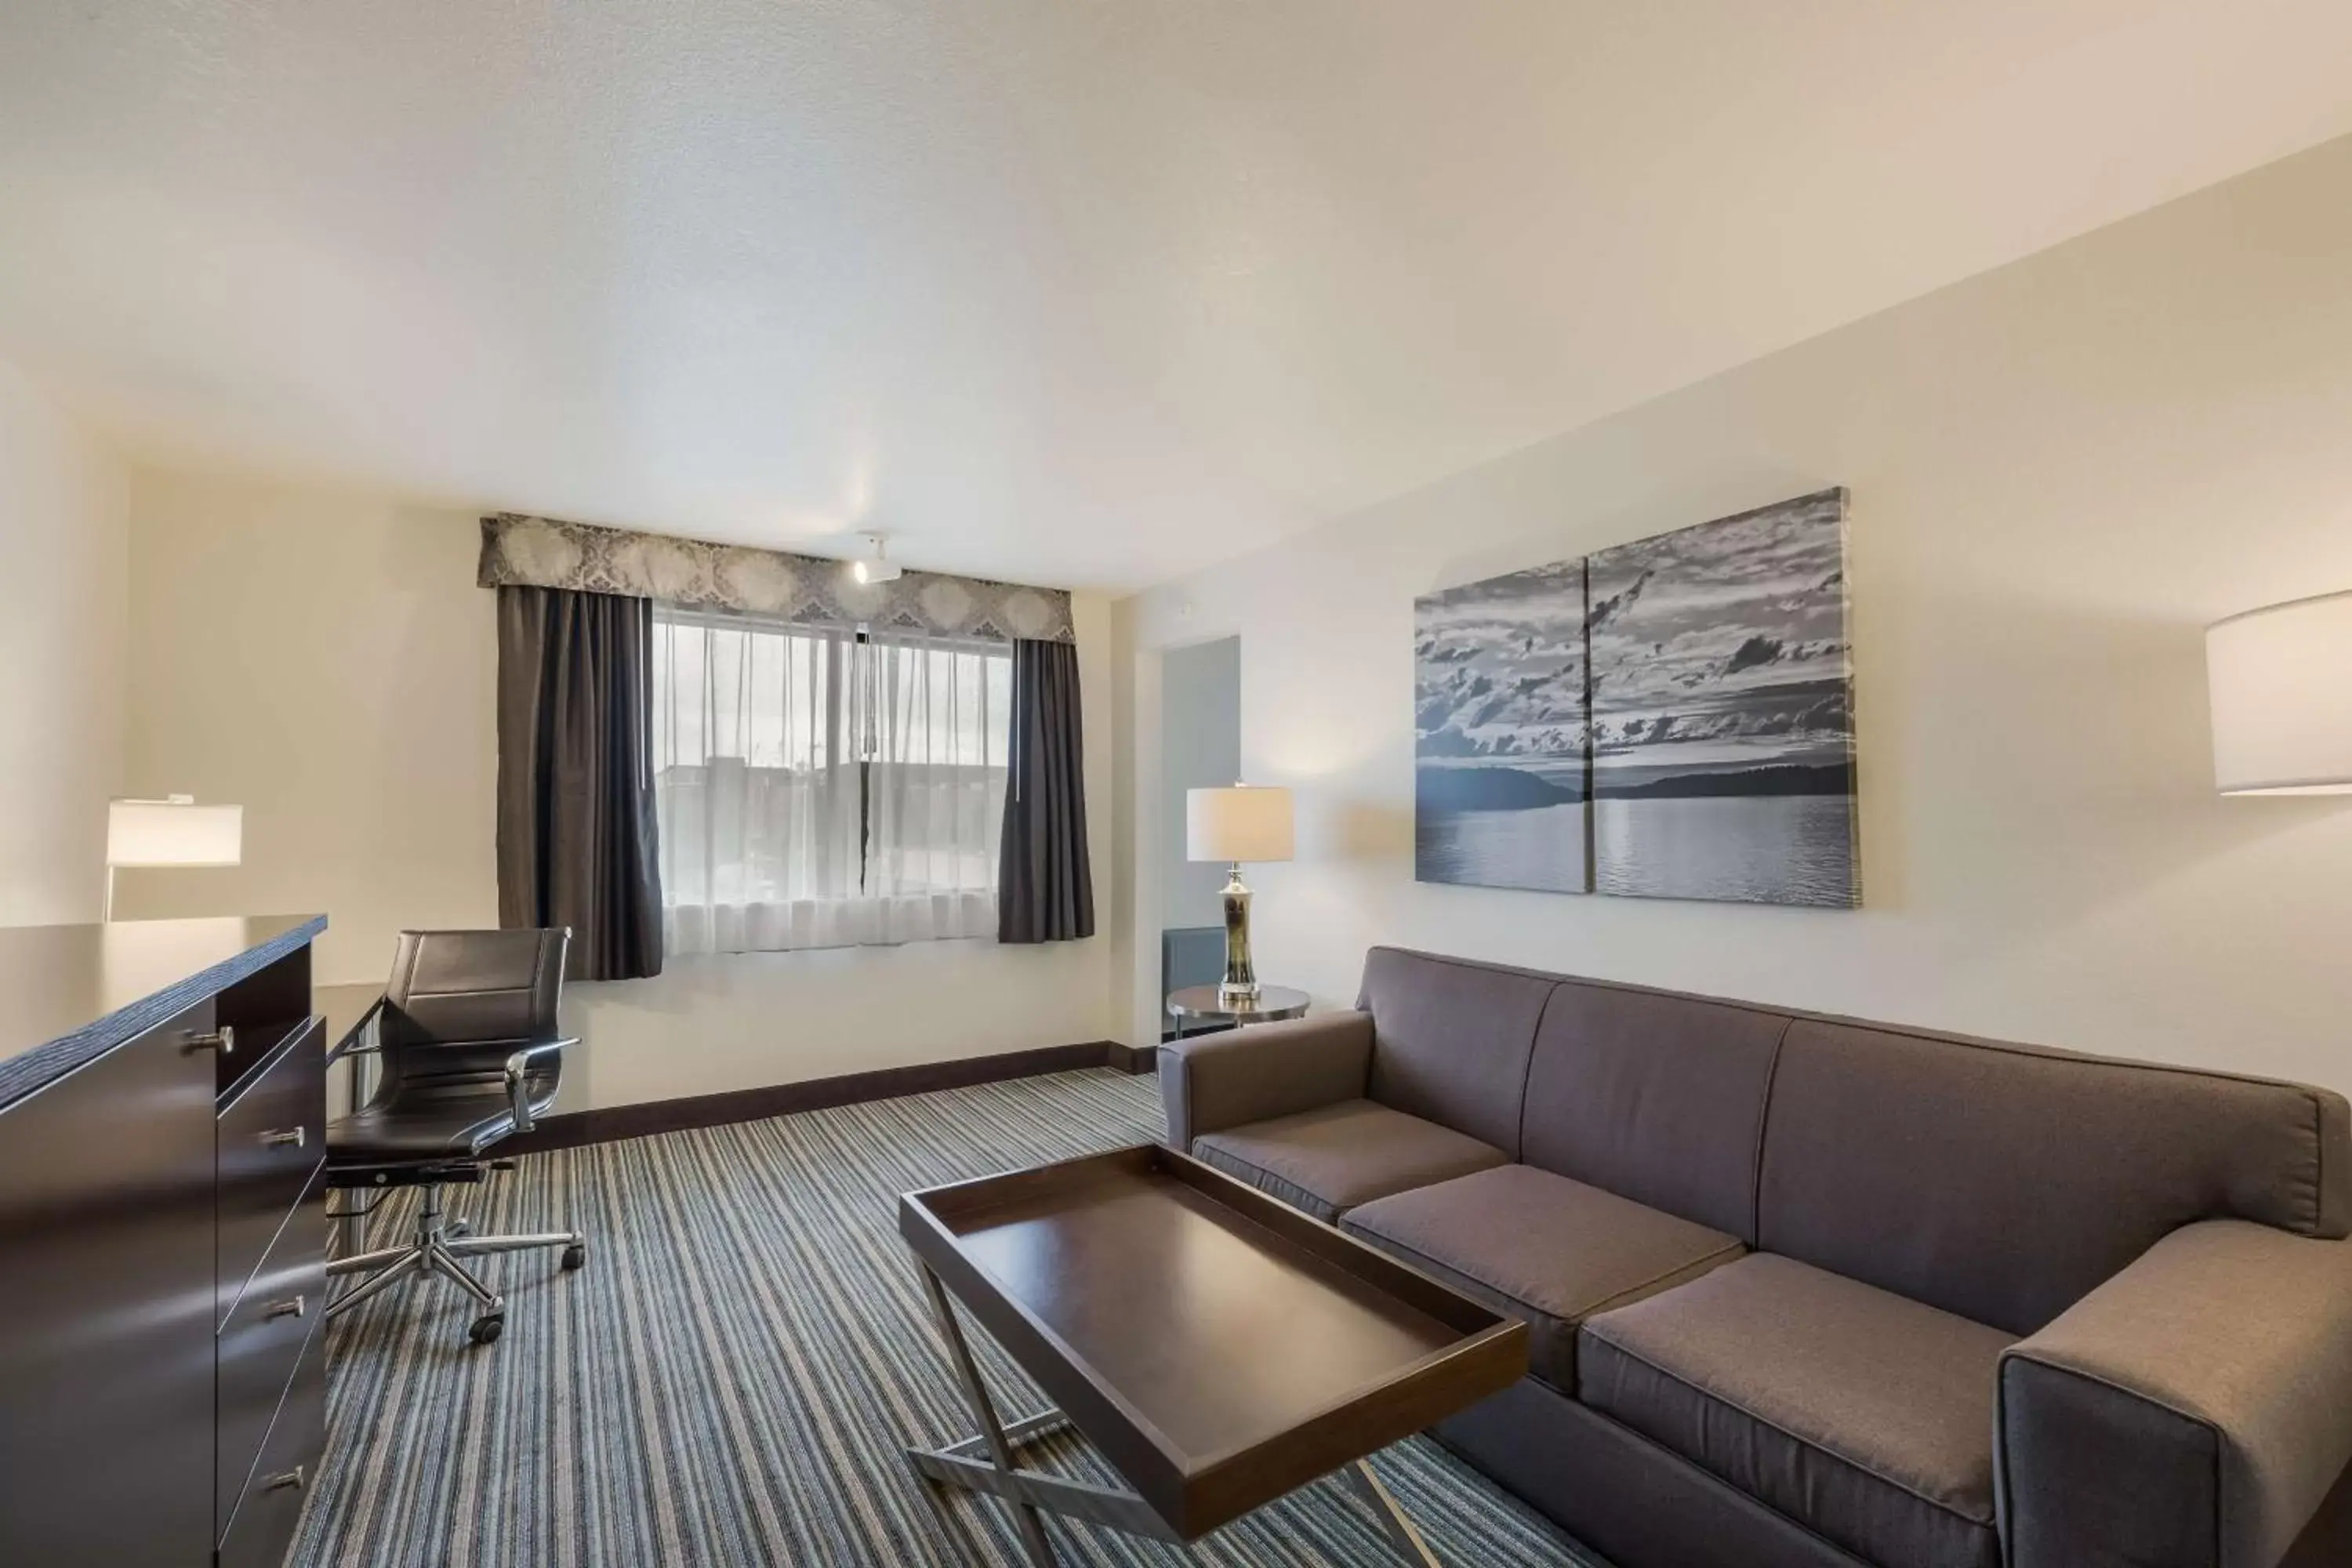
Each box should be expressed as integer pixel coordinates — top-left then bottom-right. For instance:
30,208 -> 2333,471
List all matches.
263,1466 -> 305,1494
183,1025 -> 235,1056
260,1127 -> 306,1149
265,1294 -> 307,1321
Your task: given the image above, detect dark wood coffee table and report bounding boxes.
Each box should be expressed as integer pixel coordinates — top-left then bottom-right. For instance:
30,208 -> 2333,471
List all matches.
898,1144 -> 1529,1565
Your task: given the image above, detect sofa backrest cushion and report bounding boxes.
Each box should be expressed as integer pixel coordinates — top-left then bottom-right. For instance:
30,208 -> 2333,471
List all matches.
1358,947 -> 1552,1157
1758,1019 -> 2352,1335
1520,980 -> 1791,1243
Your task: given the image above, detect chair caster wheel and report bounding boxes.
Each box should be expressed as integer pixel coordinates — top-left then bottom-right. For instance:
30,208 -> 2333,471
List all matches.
561,1242 -> 587,1272
469,1312 -> 505,1345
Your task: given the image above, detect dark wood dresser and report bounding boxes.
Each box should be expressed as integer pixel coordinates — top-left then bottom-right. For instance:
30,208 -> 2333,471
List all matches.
0,915 -> 328,1568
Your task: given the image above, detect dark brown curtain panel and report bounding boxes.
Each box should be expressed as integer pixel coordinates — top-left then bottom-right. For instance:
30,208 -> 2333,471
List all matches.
495,586 -> 664,980
997,638 -> 1095,943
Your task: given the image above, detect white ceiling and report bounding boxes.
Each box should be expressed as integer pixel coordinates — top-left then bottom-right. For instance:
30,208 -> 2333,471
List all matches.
5,2 -> 2352,590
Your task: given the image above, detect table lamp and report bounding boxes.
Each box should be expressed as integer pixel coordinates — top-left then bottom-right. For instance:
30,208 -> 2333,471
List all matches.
105,796 -> 243,920
2208,590 -> 2352,796
1186,783 -> 1294,1003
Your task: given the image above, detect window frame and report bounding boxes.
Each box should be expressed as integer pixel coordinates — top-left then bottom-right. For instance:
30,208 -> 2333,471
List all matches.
648,602 -> 1013,946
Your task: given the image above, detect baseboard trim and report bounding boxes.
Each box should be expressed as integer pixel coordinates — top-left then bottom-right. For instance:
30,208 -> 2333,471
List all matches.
505,1040 -> 1125,1155
1104,1040 -> 1160,1076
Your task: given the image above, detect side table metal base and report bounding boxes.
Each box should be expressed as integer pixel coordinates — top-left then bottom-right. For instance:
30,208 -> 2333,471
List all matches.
906,1263 -> 1443,1566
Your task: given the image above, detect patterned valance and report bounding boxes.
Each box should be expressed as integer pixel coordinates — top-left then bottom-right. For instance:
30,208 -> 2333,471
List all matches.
476,514 -> 1075,644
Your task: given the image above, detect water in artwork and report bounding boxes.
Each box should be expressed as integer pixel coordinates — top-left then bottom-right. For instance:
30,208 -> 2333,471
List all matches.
1592,794 -> 1854,906
1416,803 -> 1589,894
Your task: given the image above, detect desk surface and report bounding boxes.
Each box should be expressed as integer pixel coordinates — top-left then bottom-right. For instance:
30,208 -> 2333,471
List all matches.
0,914 -> 325,1112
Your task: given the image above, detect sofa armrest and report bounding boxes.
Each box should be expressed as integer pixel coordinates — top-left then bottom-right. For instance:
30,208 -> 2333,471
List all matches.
1159,1010 -> 1374,1150
1998,1220 -> 2352,1568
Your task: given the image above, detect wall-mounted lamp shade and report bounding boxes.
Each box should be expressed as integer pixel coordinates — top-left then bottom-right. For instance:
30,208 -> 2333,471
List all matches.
1187,785 -> 1294,863
2208,590 -> 2352,795
106,798 -> 244,866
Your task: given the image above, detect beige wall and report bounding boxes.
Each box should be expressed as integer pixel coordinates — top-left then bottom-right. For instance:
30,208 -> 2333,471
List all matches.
0,357 -> 126,925
122,468 -> 1115,1108
1116,133 -> 2352,1098
122,473 -> 501,975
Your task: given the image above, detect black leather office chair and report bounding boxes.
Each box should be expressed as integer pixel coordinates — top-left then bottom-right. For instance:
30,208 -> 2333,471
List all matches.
325,928 -> 586,1345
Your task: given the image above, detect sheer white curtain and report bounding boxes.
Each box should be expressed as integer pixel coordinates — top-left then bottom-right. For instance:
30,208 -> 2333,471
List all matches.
652,607 -> 1011,953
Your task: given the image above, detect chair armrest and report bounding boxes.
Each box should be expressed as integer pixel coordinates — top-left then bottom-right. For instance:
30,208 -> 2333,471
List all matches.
324,992 -> 387,1065
1998,1220 -> 2352,1568
1159,1010 -> 1373,1150
503,1037 -> 574,1135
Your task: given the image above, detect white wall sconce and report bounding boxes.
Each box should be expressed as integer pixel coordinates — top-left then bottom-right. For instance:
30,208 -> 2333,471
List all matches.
105,796 -> 243,920
2208,590 -> 2352,796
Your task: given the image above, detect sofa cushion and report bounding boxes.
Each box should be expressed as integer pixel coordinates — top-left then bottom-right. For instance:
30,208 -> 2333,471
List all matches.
1192,1100 -> 1508,1223
1758,1018 -> 2352,1335
1519,978 -> 1790,1242
1341,1164 -> 1744,1392
1359,947 -> 1555,1157
1580,1254 -> 2011,1568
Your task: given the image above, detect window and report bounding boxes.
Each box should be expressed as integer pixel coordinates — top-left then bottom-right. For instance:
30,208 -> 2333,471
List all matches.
652,605 -> 1011,952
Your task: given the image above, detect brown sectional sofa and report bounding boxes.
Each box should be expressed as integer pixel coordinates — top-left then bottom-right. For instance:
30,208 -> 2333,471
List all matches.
1158,946 -> 2352,1568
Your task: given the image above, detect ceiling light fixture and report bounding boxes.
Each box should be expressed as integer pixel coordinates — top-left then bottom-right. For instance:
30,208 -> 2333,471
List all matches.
851,532 -> 903,585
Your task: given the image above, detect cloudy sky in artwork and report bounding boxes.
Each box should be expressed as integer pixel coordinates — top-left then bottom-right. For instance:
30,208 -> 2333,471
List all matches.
1587,489 -> 1850,777
1413,560 -> 1587,775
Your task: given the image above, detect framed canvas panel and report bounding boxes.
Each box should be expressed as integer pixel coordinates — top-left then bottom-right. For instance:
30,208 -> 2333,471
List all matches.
1585,488 -> 1858,907
1414,559 -> 1592,894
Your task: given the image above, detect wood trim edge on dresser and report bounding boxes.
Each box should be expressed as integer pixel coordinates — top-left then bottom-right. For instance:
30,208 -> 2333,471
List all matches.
503,1040 -> 1137,1154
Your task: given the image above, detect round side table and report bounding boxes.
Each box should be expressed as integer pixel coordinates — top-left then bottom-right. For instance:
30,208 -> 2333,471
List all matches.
1165,984 -> 1311,1040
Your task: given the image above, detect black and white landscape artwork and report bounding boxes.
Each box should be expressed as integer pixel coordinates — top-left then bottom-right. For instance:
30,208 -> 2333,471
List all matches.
1414,561 -> 1592,894
1414,488 -> 1858,909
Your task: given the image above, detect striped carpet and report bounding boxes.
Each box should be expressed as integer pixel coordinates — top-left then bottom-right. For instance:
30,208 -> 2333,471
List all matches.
292,1068 -> 1602,1567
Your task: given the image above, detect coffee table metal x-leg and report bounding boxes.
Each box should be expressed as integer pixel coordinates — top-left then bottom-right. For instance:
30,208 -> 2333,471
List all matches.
906,1263 -> 1443,1567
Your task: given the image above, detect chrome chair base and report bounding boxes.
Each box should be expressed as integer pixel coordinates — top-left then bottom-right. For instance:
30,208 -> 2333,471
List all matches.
327,1179 -> 583,1345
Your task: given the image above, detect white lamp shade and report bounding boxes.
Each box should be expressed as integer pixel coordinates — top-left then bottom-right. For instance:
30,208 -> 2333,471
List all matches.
107,799 -> 244,866
2207,590 -> 2352,795
1187,785 -> 1294,863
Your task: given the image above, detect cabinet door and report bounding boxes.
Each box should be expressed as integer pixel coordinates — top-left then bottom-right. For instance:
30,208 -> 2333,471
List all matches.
0,1001 -> 220,1567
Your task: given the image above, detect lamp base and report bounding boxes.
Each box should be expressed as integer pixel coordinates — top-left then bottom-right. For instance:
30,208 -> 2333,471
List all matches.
1219,865 -> 1258,1004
